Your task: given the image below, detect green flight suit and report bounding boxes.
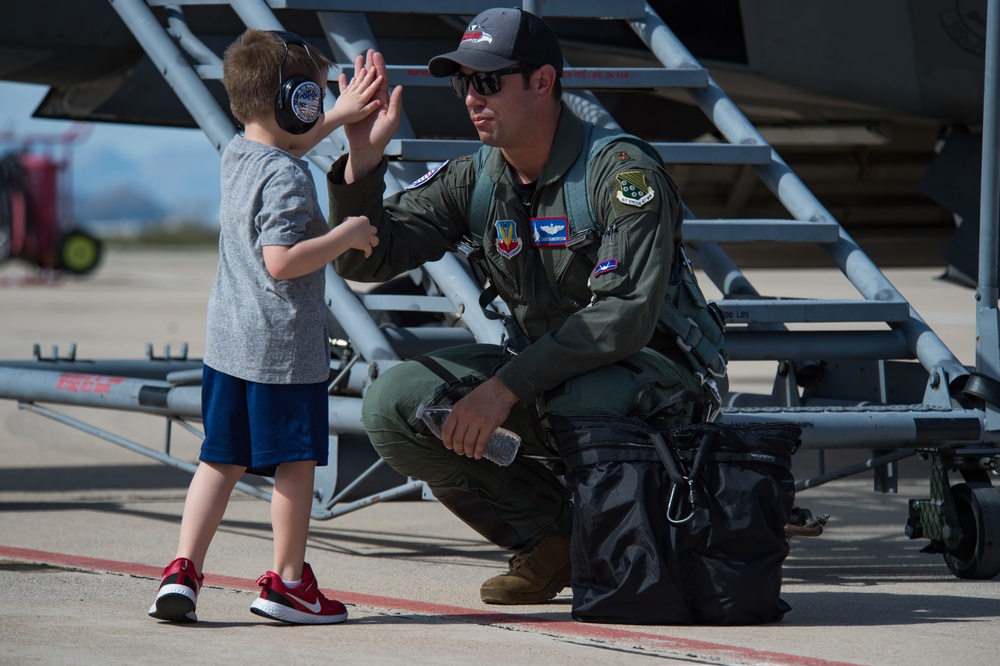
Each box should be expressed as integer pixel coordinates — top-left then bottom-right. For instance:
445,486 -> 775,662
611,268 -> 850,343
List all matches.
328,104 -> 704,550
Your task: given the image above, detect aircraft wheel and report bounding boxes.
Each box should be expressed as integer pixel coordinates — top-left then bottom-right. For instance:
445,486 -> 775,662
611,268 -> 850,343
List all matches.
57,229 -> 103,275
943,482 -> 1000,580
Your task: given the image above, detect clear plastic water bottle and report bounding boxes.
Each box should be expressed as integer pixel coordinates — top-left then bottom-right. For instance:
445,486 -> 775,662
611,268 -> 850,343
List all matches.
415,403 -> 521,466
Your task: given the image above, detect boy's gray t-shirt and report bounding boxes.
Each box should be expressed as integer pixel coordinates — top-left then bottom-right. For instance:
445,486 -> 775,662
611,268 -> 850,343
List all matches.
204,135 -> 330,384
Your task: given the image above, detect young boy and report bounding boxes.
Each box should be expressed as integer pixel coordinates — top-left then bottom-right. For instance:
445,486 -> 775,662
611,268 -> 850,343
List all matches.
149,28 -> 382,625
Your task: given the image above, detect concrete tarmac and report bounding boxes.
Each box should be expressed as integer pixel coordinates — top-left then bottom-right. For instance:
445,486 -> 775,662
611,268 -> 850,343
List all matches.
1,248 -> 997,665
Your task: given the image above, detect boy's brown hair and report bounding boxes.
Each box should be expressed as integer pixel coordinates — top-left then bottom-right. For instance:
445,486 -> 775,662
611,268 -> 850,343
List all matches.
222,29 -> 334,125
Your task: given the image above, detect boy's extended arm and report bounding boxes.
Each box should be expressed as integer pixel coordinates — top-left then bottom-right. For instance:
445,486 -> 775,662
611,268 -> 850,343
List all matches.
263,216 -> 377,280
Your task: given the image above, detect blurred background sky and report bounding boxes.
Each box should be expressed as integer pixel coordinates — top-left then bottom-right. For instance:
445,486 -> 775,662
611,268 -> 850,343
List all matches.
1,80 -> 333,234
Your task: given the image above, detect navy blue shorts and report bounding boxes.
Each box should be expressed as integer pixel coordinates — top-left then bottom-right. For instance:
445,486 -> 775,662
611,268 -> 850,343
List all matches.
199,365 -> 329,476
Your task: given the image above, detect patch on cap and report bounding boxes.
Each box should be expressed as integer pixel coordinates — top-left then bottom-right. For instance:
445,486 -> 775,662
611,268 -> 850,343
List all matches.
462,26 -> 494,46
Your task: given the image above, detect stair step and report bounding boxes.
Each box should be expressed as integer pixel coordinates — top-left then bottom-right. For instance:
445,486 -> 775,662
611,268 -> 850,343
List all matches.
150,0 -> 648,19
359,293 -> 909,328
194,65 -> 708,90
717,299 -> 910,325
360,294 -> 457,314
365,139 -> 771,165
384,66 -> 708,90
683,219 -> 841,243
721,330 -> 912,361
360,291 -> 909,327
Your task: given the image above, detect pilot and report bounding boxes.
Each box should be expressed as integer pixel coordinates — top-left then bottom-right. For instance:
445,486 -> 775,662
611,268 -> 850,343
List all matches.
327,7 -> 722,605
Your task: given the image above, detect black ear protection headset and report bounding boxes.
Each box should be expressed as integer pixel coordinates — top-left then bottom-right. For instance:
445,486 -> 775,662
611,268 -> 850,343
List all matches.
271,30 -> 324,135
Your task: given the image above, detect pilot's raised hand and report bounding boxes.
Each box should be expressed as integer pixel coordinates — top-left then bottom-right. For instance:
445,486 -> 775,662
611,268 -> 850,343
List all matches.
343,49 -> 403,183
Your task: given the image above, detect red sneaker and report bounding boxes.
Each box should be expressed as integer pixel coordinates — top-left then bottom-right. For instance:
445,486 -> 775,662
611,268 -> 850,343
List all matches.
148,557 -> 204,623
250,562 -> 347,625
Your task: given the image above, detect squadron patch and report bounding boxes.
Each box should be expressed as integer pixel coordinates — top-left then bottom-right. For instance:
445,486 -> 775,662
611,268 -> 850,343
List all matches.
494,219 -> 523,259
405,161 -> 448,189
531,217 -> 568,247
615,171 -> 655,207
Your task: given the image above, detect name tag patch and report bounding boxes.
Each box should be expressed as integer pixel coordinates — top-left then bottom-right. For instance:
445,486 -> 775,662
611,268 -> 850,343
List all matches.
594,258 -> 619,277
531,217 -> 568,247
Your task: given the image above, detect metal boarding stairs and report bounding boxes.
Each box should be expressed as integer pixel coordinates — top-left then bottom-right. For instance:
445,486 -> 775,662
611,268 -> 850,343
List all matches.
3,0 -> 1000,576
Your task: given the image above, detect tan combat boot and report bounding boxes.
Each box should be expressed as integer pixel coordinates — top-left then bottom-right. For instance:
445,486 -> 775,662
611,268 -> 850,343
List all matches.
480,536 -> 572,604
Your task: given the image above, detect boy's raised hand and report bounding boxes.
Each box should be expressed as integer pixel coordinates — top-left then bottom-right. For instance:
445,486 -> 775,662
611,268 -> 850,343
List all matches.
282,65 -> 379,158
342,49 -> 403,182
334,64 -> 383,125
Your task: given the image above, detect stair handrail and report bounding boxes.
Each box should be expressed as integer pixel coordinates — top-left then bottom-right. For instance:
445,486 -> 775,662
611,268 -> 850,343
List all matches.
629,2 -> 969,400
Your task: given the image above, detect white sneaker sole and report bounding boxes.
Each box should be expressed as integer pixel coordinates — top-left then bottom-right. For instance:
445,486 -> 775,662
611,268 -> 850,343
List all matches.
250,598 -> 347,625
149,584 -> 198,622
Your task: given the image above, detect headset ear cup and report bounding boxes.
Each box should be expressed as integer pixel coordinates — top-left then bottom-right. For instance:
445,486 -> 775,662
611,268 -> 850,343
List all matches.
275,75 -> 323,135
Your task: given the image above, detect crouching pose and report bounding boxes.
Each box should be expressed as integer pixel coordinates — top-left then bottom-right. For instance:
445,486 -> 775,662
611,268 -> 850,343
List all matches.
329,8 -> 725,605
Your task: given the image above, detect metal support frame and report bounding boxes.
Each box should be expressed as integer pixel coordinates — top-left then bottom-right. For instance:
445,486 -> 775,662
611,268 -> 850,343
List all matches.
19,401 -> 275,504
628,2 -> 969,394
108,0 -> 235,152
795,449 -> 917,493
3,0 -> 993,522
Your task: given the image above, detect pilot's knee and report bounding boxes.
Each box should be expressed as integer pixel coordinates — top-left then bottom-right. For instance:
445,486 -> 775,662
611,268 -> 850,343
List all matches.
363,368 -> 410,432
361,361 -> 438,462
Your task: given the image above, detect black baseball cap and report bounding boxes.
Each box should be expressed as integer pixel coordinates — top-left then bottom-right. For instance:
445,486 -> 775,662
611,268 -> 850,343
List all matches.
428,8 -> 563,77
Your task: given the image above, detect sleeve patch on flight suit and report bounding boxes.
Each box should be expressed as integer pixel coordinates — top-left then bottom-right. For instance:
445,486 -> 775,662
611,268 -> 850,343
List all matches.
531,217 -> 568,246
615,171 -> 655,207
594,258 -> 619,277
495,219 -> 523,259
405,161 -> 448,189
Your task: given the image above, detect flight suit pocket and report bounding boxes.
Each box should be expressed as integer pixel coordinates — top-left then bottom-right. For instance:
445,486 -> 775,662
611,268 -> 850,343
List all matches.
484,249 -> 524,304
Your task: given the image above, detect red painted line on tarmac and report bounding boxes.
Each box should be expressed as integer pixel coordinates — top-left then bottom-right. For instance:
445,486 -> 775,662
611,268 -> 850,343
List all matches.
2,544 -> 858,666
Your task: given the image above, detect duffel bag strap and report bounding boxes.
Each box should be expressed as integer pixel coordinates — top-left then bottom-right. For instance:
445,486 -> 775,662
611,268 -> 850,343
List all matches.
649,427 -> 715,525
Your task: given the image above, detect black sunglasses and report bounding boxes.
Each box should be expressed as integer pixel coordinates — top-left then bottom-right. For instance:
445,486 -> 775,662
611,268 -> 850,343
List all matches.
450,66 -> 536,99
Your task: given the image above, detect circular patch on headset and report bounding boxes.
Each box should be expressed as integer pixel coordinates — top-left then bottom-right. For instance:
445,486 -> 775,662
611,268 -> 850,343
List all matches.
291,81 -> 323,123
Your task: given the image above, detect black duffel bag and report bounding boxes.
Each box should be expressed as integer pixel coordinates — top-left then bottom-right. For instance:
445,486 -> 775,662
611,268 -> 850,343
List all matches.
552,416 -> 800,625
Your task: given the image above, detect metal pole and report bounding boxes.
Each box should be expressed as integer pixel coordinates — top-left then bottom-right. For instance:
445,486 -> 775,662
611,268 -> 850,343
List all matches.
164,6 -> 221,66
107,0 -> 235,154
718,407 -> 992,449
228,0 -> 283,30
979,0 -> 1000,314
977,0 -> 1000,429
324,265 -> 401,363
21,402 -> 274,504
795,449 -> 916,492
